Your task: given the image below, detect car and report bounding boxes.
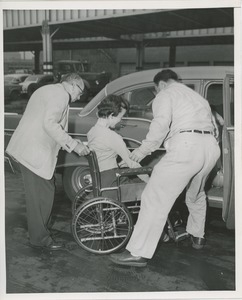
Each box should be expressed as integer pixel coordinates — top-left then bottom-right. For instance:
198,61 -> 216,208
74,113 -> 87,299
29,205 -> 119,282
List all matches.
4,74 -> 30,102
55,60 -> 112,100
79,71 -> 112,97
4,66 -> 234,229
20,74 -> 57,98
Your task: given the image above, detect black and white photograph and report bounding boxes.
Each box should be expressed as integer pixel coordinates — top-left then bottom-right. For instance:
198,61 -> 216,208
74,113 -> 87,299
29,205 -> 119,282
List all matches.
1,1 -> 242,300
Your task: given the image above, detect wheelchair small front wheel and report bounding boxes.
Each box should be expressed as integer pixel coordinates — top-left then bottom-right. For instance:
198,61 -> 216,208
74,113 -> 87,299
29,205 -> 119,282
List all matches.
72,184 -> 93,214
72,197 -> 133,254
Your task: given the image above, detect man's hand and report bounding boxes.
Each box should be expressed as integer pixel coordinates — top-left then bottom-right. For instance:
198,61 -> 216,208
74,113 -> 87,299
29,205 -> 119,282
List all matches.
130,148 -> 146,163
74,142 -> 90,156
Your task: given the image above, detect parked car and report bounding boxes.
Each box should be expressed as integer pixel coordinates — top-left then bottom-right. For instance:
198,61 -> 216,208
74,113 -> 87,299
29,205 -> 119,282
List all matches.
15,69 -> 32,74
4,66 -> 234,229
55,60 -> 112,99
54,60 -> 85,79
20,74 -> 57,98
4,74 -> 30,101
79,71 -> 112,97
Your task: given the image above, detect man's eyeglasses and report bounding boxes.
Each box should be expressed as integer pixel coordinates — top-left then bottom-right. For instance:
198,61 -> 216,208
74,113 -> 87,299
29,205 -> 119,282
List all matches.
76,83 -> 84,95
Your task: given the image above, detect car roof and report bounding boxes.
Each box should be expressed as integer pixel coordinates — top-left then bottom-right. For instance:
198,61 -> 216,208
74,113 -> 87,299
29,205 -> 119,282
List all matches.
106,66 -> 234,94
5,73 -> 30,78
57,60 -> 82,63
28,74 -> 53,78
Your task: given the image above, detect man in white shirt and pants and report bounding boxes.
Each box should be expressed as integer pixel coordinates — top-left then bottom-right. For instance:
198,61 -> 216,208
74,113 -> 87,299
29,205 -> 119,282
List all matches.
110,69 -> 220,267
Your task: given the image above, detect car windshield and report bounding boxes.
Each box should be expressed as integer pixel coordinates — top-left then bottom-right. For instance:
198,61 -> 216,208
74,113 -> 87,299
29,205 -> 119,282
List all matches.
81,73 -> 99,80
4,75 -> 26,84
4,76 -> 16,83
24,75 -> 40,82
75,63 -> 84,72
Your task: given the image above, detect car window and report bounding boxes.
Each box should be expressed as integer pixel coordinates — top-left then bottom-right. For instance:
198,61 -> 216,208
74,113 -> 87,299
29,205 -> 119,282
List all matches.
25,76 -> 39,82
120,86 -> 155,118
4,76 -> 16,83
122,87 -> 155,106
205,82 -> 234,126
206,83 -> 223,117
186,84 -> 195,90
59,64 -> 74,73
75,63 -> 84,72
44,76 -> 54,83
19,76 -> 28,82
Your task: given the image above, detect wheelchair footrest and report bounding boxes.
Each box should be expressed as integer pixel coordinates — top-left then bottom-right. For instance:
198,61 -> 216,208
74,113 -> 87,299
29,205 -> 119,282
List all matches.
168,226 -> 189,242
173,230 -> 190,242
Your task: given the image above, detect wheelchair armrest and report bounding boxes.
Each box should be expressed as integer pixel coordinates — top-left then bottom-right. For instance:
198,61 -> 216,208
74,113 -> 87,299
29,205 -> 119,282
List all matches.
116,166 -> 153,177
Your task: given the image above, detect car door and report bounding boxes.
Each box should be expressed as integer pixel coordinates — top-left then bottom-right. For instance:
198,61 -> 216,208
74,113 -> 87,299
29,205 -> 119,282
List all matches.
222,73 -> 234,229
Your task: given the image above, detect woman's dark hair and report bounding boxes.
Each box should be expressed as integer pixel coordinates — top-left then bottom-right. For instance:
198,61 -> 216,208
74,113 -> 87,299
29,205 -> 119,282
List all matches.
97,94 -> 129,118
153,69 -> 179,85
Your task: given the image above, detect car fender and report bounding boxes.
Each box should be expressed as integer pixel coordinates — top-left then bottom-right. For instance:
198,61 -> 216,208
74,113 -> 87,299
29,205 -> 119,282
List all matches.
56,149 -> 89,171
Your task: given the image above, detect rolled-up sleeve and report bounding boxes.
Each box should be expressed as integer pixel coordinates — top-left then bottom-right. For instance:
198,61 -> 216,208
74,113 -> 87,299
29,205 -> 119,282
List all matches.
139,92 -> 172,155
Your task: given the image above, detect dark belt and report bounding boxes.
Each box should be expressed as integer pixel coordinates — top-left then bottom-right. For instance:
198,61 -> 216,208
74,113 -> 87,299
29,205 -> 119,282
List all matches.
180,129 -> 213,135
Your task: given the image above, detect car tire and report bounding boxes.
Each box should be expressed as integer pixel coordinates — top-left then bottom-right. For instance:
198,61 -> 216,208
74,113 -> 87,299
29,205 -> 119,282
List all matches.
10,90 -> 20,101
62,166 -> 92,202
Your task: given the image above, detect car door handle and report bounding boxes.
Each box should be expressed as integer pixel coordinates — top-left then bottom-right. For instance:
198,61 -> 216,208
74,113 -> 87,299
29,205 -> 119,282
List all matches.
223,148 -> 229,154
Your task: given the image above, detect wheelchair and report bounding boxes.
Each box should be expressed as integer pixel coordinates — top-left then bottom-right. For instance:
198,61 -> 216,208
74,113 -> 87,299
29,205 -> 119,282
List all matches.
71,151 -> 188,254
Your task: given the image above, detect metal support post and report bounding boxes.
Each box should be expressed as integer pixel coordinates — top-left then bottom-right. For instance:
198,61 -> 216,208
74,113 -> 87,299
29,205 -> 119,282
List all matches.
169,44 -> 176,67
34,50 -> 40,74
136,42 -> 144,71
41,20 -> 53,74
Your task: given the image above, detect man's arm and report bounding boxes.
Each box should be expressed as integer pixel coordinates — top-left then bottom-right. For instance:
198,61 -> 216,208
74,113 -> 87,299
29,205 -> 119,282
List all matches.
130,93 -> 172,162
43,91 -> 89,155
109,131 -> 141,168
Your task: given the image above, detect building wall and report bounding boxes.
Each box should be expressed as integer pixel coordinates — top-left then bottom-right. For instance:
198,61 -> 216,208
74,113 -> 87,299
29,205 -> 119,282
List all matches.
4,44 -> 234,78
4,52 -> 33,74
117,45 -> 234,76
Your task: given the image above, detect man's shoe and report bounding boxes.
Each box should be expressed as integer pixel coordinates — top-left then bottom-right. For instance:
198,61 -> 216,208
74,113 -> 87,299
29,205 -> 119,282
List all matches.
162,232 -> 170,242
43,241 -> 65,251
110,250 -> 147,267
29,241 -> 65,251
191,236 -> 206,250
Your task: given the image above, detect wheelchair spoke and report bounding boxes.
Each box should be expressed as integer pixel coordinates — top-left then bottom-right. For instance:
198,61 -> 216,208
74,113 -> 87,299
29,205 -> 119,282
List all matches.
72,198 -> 133,254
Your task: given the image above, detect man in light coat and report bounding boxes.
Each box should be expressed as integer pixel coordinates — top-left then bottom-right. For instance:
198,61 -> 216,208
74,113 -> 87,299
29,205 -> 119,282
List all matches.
6,73 -> 90,251
110,69 -> 220,267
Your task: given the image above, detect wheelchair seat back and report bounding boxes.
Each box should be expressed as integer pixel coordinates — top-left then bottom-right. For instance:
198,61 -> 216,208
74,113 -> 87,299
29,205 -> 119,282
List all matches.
86,150 -> 102,197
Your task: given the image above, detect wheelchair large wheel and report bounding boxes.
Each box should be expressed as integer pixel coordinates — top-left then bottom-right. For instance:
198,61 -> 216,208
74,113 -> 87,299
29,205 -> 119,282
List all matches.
72,197 -> 133,254
72,184 -> 93,214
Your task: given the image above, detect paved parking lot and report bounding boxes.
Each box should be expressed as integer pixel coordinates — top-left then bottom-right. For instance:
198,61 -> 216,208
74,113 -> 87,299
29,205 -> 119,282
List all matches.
4,168 -> 236,297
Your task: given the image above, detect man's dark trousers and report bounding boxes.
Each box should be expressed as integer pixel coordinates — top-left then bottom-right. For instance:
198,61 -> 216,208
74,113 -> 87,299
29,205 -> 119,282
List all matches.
20,164 -> 55,246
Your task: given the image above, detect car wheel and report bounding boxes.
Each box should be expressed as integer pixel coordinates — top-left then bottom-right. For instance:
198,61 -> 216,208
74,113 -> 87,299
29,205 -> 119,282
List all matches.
10,90 -> 20,101
62,166 -> 92,202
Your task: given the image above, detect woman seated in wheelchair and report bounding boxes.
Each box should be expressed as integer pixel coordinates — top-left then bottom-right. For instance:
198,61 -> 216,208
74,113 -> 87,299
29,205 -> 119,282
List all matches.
87,94 -> 149,199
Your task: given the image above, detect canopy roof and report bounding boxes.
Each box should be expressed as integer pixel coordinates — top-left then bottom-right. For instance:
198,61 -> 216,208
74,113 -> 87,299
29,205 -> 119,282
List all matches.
3,8 -> 234,52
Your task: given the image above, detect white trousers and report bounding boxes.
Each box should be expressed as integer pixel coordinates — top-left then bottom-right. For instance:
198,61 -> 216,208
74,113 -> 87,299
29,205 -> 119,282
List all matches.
126,133 -> 220,259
